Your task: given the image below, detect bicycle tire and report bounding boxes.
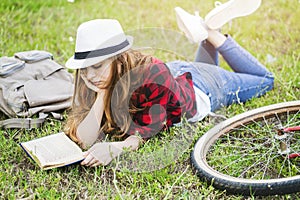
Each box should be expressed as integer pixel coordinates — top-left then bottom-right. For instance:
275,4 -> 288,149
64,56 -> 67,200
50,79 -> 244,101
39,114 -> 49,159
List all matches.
191,100 -> 300,196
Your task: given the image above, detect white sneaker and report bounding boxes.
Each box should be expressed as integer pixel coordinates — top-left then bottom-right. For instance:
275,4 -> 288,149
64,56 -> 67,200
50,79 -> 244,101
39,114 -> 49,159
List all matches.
174,7 -> 208,44
204,0 -> 262,30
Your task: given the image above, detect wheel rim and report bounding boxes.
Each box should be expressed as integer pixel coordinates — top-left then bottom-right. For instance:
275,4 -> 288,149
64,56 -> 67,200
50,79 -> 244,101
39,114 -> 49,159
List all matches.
194,101 -> 300,183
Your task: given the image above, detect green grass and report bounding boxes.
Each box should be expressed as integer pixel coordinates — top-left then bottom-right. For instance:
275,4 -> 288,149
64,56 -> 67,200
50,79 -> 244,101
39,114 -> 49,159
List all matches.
1,0 -> 300,199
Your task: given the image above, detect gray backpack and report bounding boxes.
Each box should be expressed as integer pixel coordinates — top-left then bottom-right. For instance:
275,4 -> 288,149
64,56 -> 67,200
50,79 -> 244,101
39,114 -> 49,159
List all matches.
0,50 -> 74,129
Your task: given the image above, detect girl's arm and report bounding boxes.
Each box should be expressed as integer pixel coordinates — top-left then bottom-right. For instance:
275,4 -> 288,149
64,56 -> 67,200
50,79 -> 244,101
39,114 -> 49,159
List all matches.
80,135 -> 141,167
76,90 -> 105,148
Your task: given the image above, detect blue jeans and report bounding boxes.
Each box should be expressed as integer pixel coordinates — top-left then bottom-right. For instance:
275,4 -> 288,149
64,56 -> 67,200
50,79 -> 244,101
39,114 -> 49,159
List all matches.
166,35 -> 274,112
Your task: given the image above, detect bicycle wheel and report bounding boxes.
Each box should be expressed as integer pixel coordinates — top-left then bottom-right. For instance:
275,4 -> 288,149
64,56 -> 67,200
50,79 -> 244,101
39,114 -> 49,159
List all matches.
192,100 -> 300,196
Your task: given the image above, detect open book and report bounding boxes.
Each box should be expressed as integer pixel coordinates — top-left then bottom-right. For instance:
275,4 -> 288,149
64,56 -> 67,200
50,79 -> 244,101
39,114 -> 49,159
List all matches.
20,132 -> 84,170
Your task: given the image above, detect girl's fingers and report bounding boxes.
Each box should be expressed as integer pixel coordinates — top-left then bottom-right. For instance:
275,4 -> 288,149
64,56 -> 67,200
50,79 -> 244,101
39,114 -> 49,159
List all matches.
82,151 -> 89,157
86,159 -> 97,166
81,154 -> 94,166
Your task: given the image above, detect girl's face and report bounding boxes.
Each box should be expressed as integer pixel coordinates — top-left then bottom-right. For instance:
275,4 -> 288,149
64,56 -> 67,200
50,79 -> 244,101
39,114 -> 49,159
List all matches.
80,59 -> 112,92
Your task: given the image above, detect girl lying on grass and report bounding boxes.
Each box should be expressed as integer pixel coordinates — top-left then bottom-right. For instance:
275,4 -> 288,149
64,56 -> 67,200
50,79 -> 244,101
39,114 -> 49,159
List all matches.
64,0 -> 274,167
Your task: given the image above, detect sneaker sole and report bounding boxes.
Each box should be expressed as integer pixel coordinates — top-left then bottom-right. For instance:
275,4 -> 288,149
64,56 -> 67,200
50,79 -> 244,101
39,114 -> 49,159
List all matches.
205,0 -> 262,30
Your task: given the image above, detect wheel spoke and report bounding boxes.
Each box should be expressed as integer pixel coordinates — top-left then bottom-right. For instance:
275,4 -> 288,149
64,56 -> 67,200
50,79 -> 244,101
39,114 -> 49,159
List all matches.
206,107 -> 300,180
192,101 -> 300,195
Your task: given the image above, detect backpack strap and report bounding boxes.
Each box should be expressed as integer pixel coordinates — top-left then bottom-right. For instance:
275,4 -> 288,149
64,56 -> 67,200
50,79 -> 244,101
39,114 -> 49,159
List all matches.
0,113 -> 48,129
0,57 -> 25,77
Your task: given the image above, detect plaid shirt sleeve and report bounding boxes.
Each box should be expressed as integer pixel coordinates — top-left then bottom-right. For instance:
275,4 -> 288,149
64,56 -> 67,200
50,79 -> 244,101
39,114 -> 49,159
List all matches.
128,63 -> 197,139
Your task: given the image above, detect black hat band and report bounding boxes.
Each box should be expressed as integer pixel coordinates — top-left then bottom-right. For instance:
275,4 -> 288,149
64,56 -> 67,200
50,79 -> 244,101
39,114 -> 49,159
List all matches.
74,40 -> 129,59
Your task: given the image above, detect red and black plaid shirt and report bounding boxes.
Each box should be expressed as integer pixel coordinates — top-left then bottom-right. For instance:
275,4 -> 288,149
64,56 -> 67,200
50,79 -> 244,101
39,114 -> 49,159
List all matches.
128,59 -> 197,139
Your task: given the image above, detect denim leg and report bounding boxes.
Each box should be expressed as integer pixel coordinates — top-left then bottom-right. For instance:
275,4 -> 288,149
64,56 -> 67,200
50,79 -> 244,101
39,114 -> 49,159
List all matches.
183,63 -> 274,112
211,68 -> 274,111
166,35 -> 275,113
217,35 -> 273,77
194,40 -> 219,65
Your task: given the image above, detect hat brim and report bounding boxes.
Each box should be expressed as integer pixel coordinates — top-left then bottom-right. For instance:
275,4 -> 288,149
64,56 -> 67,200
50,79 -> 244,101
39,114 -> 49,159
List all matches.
65,35 -> 133,69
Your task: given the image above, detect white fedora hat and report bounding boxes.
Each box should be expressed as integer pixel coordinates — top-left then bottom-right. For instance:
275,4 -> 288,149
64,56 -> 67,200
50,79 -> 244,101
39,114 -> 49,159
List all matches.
66,19 -> 133,69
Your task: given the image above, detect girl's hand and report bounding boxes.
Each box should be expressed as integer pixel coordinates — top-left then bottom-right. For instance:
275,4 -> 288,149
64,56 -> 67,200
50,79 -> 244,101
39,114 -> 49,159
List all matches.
80,135 -> 141,167
81,142 -> 123,167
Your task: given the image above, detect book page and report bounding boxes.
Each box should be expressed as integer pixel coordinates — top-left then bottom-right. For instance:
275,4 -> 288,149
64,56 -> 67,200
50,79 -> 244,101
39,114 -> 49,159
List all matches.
21,132 -> 84,168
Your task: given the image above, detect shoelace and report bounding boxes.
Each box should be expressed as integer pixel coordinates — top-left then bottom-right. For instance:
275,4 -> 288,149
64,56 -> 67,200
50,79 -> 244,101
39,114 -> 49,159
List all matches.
214,1 -> 222,7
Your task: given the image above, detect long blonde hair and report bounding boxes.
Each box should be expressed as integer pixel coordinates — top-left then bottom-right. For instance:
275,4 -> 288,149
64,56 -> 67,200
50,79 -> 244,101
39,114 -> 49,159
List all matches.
65,49 -> 154,143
